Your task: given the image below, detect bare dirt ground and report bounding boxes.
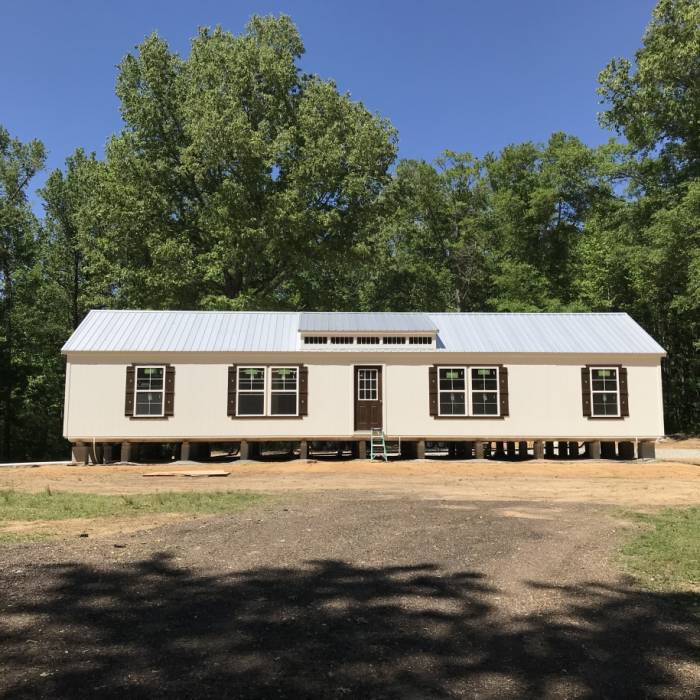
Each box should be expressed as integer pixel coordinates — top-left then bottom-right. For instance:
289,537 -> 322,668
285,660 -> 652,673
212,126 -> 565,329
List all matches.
1,494 -> 698,699
0,512 -> 191,540
1,459 -> 699,509
660,437 -> 700,450
1,462 -> 698,697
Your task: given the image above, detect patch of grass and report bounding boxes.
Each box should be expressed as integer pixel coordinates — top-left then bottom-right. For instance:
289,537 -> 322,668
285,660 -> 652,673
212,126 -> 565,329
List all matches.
621,507 -> 700,592
0,489 -> 265,522
0,531 -> 57,544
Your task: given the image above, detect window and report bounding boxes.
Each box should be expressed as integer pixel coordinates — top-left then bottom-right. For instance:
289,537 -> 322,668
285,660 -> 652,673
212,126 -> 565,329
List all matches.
357,336 -> 380,345
270,367 -> 298,415
439,367 -> 466,415
590,367 -> 620,417
134,366 -> 165,416
357,368 -> 378,400
237,367 -> 265,415
409,336 -> 432,345
330,336 -> 354,345
436,365 -> 501,417
236,366 -> 300,416
471,367 -> 499,415
382,336 -> 406,345
303,336 -> 327,345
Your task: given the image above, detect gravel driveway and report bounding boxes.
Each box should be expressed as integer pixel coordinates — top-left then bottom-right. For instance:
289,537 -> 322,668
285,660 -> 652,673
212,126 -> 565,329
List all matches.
1,493 -> 698,699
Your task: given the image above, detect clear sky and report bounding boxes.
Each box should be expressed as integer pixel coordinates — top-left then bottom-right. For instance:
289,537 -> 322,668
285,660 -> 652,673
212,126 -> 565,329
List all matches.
2,0 -> 656,206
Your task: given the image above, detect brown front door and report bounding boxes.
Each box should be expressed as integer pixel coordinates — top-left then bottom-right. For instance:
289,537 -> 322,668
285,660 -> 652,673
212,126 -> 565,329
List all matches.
354,366 -> 383,431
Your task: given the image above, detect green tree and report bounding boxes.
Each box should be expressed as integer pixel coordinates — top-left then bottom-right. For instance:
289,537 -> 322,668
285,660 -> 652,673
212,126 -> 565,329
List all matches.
0,126 -> 45,459
41,149 -> 102,329
88,16 -> 396,311
595,0 -> 700,431
364,135 -> 618,314
598,0 -> 700,181
359,159 -> 455,311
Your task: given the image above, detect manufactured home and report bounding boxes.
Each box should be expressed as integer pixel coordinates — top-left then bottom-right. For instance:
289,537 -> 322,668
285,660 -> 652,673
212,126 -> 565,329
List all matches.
62,310 -> 666,462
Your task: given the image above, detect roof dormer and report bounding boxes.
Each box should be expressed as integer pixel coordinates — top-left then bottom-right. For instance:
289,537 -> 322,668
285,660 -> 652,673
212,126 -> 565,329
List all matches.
298,313 -> 438,350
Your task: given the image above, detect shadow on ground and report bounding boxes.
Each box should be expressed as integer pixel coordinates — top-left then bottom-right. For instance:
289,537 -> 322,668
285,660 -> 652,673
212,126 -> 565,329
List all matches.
1,556 -> 698,698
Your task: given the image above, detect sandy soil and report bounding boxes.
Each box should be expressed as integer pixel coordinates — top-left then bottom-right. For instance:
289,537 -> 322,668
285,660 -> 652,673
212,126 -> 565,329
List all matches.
1,459 -> 698,509
659,437 -> 700,450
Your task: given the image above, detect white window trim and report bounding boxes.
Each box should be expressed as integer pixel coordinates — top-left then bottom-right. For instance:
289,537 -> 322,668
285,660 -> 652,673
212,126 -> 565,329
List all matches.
589,366 -> 621,418
437,365 -> 501,417
269,365 -> 300,417
437,366 -> 468,417
236,366 -> 300,417
133,365 -> 166,418
236,366 -> 266,416
469,366 -> 500,417
357,368 -> 379,401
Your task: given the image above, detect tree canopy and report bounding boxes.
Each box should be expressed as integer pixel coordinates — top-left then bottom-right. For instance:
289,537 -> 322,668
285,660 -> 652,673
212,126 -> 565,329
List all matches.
89,17 -> 396,311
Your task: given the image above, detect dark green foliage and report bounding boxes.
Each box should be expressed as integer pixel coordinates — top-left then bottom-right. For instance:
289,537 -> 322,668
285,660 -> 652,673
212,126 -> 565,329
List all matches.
91,18 -> 397,311
0,5 -> 697,460
0,126 -> 49,460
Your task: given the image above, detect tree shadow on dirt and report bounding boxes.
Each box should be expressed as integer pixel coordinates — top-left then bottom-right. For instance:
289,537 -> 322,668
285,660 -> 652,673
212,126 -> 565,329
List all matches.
1,555 -> 698,698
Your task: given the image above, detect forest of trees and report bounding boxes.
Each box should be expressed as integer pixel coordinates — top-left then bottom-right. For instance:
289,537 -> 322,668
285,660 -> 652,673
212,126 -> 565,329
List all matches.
0,0 -> 698,461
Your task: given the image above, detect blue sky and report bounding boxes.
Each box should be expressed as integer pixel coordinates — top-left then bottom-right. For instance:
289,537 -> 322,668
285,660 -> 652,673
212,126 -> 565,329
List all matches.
2,0 -> 656,207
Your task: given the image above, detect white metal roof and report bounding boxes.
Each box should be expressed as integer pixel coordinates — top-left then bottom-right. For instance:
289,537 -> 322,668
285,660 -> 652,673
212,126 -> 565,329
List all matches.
62,311 -> 299,353
299,312 -> 437,332
62,310 -> 666,355
433,313 -> 665,354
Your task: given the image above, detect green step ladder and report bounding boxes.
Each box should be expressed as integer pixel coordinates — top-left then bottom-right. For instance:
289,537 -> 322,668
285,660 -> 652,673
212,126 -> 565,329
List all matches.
369,427 -> 388,462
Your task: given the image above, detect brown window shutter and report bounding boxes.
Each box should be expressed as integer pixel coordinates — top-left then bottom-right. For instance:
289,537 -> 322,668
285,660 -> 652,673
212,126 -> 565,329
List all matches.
498,366 -> 509,416
619,367 -> 629,417
227,366 -> 237,417
429,366 -> 438,416
164,365 -> 175,416
125,366 -> 135,416
581,367 -> 591,417
299,365 -> 308,416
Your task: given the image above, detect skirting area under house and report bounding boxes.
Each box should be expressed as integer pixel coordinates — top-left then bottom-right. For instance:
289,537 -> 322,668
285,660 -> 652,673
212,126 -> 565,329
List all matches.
70,438 -> 657,465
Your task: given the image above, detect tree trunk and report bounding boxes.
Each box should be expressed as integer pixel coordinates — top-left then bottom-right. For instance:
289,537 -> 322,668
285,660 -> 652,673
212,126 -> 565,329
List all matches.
72,251 -> 80,329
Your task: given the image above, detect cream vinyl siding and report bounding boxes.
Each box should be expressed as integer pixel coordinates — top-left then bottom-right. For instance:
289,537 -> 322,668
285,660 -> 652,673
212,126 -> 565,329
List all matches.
63,352 -> 664,441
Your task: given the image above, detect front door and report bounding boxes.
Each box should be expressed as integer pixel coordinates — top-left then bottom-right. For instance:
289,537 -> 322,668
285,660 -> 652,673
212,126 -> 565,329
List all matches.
354,366 -> 383,431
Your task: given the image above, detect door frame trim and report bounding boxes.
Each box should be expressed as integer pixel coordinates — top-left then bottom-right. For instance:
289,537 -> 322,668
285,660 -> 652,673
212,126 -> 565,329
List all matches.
352,364 -> 384,432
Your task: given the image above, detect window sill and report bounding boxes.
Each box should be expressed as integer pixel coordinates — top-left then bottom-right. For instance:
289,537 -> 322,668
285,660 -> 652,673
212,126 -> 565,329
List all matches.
129,416 -> 170,420
587,415 -> 626,420
433,415 -> 505,420
231,415 -> 304,420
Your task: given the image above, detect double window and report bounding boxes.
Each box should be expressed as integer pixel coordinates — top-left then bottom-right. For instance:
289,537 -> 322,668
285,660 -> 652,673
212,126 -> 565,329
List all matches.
590,367 -> 620,417
438,366 -> 499,417
134,366 -> 165,417
237,366 -> 299,416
